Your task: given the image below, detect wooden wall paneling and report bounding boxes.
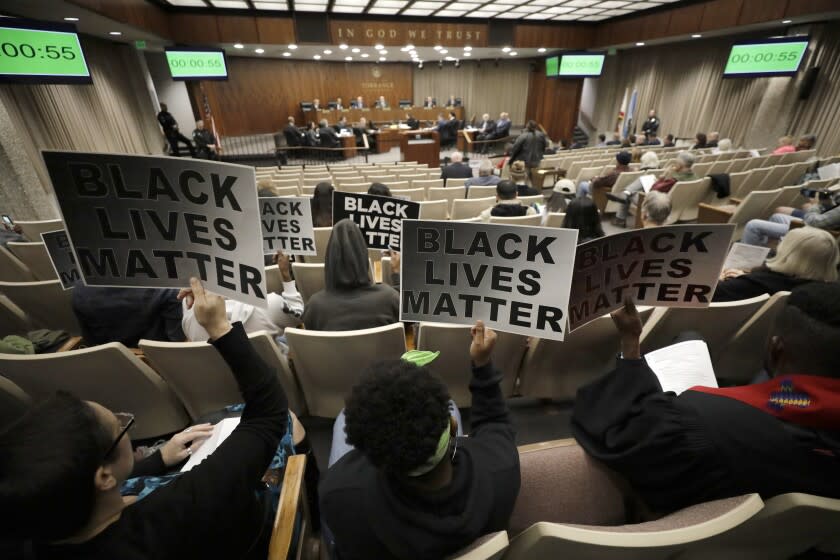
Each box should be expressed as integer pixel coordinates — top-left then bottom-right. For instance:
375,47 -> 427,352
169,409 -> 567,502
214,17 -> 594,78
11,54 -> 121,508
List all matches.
525,62 -> 582,143
699,0 -> 743,32
666,3 -> 706,36
216,15 -> 260,44
786,0 -> 840,17
169,14 -> 221,44
195,58 -> 413,136
329,20 -> 488,47
640,11 -> 673,40
512,24 -> 595,49
738,0 -> 788,25
256,17 -> 296,44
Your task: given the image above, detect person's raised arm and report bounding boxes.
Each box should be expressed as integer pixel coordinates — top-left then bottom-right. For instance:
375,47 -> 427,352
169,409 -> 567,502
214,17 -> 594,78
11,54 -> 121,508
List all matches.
266,251 -> 304,329
611,297 -> 642,360
467,321 -> 513,438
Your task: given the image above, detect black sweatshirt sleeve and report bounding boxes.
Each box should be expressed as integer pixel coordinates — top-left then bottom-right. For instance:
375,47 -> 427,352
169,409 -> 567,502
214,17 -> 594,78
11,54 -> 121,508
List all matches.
468,362 -> 515,442
129,450 -> 167,479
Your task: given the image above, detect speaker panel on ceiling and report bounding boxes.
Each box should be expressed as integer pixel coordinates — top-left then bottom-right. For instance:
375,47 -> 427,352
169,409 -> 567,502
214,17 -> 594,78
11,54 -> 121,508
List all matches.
798,66 -> 820,100
295,13 -> 330,44
487,21 -> 515,48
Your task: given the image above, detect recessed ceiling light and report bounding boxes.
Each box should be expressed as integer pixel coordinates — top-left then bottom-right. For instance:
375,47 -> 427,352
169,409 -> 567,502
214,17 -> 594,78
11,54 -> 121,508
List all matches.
255,48 -> 265,54
502,46 -> 511,52
463,52 -> 471,57
509,51 -> 518,56
691,34 -> 701,38
339,44 -> 348,50
282,52 -> 291,56
361,53 -> 369,58
463,46 -> 472,51
64,17 -> 79,21
234,43 -> 244,48
538,47 -> 546,53
445,56 -> 455,61
379,57 -> 387,61
374,44 -> 384,50
288,44 -> 298,50
351,47 -> 360,53
405,44 -> 414,50
324,49 -> 332,54
782,19 -> 792,23
440,49 -> 448,54
635,42 -> 645,46
109,31 -> 122,36
434,45 -> 442,50
313,54 -> 321,60
379,50 -> 388,55
345,56 -> 353,61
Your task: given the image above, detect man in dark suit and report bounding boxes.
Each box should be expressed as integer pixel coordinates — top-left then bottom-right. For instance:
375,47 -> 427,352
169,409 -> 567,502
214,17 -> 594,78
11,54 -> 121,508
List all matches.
405,113 -> 420,130
493,112 -> 511,139
335,97 -> 345,111
157,103 -> 195,157
423,96 -> 435,108
375,96 -> 389,109
440,151 -> 472,186
641,109 -> 660,140
446,95 -> 460,107
353,96 -> 365,109
476,113 -> 496,140
283,116 -> 304,147
319,119 -> 340,148
334,116 -> 349,134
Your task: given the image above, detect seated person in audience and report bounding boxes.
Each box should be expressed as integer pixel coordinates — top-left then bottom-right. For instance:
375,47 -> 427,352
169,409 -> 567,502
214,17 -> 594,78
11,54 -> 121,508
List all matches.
465,160 -> 501,190
573,285 -> 840,514
313,98 -> 322,111
620,137 -> 632,148
662,133 -> 676,148
576,150 -> 632,198
544,178 -> 575,217
321,321 -> 519,560
605,132 -> 622,146
0,219 -> 24,246
192,120 -> 217,160
257,178 -> 276,198
510,160 -> 540,196
375,96 -> 389,109
639,150 -> 660,171
742,189 -> 840,247
479,181 -> 537,222
716,138 -> 733,152
368,183 -> 392,197
571,138 -> 588,150
715,227 -> 839,302
633,135 -> 646,147
441,151 -> 473,185
0,278 -> 290,558
797,134 -> 816,151
283,116 -> 304,147
72,286 -> 185,347
631,146 -> 643,163
596,133 -> 607,147
423,96 -> 435,108
446,94 -> 459,107
405,113 -> 420,130
648,151 -> 696,194
302,219 -> 399,331
706,131 -> 720,148
319,119 -> 341,149
182,251 -> 303,341
692,132 -> 708,149
606,150 -> 663,227
772,135 -> 797,155
640,191 -> 672,228
493,112 -> 512,139
476,113 -> 496,140
644,132 -> 661,146
305,121 -> 320,146
335,97 -> 345,111
311,182 -> 335,227
562,198 -> 604,243
354,96 -> 365,109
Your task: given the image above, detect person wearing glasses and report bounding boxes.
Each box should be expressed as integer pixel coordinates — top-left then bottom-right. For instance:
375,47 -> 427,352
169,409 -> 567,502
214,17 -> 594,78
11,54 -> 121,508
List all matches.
320,321 -> 521,559
0,278 -> 289,559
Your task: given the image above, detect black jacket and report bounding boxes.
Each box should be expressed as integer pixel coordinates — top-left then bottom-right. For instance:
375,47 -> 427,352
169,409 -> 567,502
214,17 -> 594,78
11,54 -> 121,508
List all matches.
494,120 -> 511,139
441,162 -> 473,184
319,126 -> 341,148
320,362 -> 520,560
712,267 -> 818,302
407,117 -> 420,130
509,130 -> 547,167
284,124 -> 304,147
157,111 -> 177,135
641,117 -> 660,135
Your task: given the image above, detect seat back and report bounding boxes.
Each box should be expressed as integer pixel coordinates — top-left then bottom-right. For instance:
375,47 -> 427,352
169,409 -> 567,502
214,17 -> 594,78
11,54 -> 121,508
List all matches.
285,323 -> 406,417
468,185 -> 500,199
413,178 -> 445,191
605,171 -> 645,213
269,186 -> 301,197
428,187 -> 467,208
416,322 -> 526,406
15,219 -> 63,242
0,375 -> 31,431
451,197 -> 496,220
391,187 -> 426,202
290,263 -> 325,304
335,183 -> 370,194
0,295 -> 32,336
544,212 -> 566,228
445,532 -> 509,560
665,177 -> 712,223
0,280 -> 81,334
6,242 -> 57,281
713,291 -> 789,384
418,200 -> 450,220
729,189 -> 782,240
489,214 -> 542,225
727,171 -> 752,199
0,246 -> 36,282
640,294 -> 769,360
0,344 -> 189,439
758,164 -> 792,191
300,226 -> 332,264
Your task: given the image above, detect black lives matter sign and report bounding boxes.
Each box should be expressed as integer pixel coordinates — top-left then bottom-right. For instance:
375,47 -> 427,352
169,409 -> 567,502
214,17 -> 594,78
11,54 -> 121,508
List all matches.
400,220 -> 578,340
568,224 -> 735,331
43,151 -> 267,307
41,229 -> 81,290
332,191 -> 420,250
260,196 -> 316,256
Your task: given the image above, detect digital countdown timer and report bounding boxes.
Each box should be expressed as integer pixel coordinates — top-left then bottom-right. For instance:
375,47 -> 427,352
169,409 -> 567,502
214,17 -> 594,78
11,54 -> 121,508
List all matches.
723,37 -> 809,77
165,47 -> 228,81
545,55 -> 559,77
0,18 -> 91,84
546,52 -> 606,78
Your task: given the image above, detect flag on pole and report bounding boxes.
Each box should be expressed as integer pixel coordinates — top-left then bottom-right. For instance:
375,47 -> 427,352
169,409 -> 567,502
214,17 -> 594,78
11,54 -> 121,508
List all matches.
615,88 -> 629,133
624,89 -> 638,140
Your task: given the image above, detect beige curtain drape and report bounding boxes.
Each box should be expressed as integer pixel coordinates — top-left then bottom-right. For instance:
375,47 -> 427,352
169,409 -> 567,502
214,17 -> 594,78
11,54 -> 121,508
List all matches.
591,23 -> 840,156
412,60 -> 529,125
0,36 -> 162,196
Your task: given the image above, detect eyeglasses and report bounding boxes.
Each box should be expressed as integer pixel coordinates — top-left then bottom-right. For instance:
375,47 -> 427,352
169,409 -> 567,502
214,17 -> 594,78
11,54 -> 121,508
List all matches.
103,412 -> 135,460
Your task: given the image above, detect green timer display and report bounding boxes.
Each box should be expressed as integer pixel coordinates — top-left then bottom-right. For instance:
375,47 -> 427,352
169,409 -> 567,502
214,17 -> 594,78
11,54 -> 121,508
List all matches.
723,40 -> 808,77
558,54 -> 605,77
545,56 -> 559,77
0,24 -> 90,83
165,50 -> 228,80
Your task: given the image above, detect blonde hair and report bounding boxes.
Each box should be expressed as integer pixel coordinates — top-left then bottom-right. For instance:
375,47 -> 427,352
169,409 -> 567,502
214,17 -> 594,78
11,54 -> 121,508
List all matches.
717,138 -> 732,152
257,178 -> 272,190
766,227 -> 839,282
778,135 -> 794,146
640,151 -> 659,169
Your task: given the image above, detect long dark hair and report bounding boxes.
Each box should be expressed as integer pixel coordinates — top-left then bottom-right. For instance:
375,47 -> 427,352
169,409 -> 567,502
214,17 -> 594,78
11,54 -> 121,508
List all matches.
311,182 -> 334,227
563,198 -> 604,242
325,219 -> 371,291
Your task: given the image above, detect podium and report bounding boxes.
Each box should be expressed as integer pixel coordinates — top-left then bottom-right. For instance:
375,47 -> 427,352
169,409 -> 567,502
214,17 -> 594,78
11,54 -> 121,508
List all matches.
400,130 -> 439,168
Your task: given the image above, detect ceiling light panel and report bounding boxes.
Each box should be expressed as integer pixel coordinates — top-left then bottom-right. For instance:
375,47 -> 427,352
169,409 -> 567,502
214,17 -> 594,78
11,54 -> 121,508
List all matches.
209,0 -> 250,7
410,1 -> 447,8
570,7 -> 603,15
368,7 -> 400,13
597,0 -> 630,7
436,9 -> 467,16
252,1 -> 288,8
331,4 -> 365,11
465,10 -> 498,17
167,0 -> 207,6
401,8 -> 430,14
374,0 -> 408,7
562,0 -> 599,6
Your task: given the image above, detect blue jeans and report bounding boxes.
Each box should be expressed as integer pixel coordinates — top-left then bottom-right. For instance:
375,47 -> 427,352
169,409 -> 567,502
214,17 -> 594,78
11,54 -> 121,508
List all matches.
576,180 -> 591,198
741,214 -> 793,246
328,400 -> 464,467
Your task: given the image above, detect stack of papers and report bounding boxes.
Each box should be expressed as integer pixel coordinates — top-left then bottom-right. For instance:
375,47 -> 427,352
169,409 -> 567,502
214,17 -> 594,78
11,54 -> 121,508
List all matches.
722,242 -> 770,271
645,340 -> 718,395
640,174 -> 657,193
180,417 -> 241,472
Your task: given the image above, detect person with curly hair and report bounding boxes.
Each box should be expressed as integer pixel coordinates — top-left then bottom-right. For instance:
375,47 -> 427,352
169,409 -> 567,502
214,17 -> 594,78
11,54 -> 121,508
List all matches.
319,321 -> 520,559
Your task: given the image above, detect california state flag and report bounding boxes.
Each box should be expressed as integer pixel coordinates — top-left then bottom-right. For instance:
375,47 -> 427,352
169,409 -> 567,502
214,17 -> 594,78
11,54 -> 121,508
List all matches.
615,88 -> 629,133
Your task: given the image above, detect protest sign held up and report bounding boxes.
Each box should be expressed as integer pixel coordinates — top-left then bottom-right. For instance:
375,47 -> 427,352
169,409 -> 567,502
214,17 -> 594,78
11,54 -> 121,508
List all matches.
260,196 -> 316,256
401,220 -> 578,340
332,191 -> 420,250
567,224 -> 736,331
43,151 -> 267,307
41,229 -> 81,290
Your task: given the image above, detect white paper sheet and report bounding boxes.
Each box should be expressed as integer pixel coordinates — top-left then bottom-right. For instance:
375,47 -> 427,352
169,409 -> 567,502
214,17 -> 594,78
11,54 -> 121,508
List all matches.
640,174 -> 657,193
645,340 -> 718,395
180,417 -> 241,472
817,163 -> 840,181
722,242 -> 771,272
